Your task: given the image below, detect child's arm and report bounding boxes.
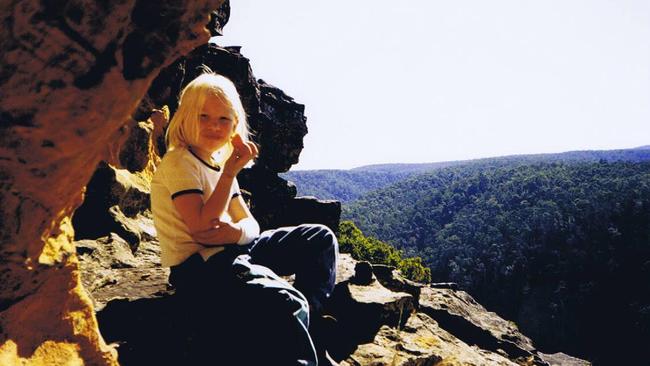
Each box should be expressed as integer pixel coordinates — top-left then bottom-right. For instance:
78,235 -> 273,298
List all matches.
189,192 -> 260,246
228,189 -> 260,244
173,134 -> 258,245
172,182 -> 242,245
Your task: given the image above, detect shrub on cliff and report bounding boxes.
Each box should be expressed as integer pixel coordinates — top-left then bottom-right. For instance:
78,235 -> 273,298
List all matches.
338,220 -> 431,283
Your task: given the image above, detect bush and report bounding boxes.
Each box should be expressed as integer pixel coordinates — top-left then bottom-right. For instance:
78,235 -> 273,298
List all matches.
338,220 -> 431,283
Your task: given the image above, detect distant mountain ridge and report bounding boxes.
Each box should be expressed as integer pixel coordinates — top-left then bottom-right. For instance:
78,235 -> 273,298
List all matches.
282,147 -> 650,202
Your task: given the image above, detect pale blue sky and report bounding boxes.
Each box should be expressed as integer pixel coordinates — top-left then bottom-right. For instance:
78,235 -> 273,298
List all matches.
217,1 -> 650,170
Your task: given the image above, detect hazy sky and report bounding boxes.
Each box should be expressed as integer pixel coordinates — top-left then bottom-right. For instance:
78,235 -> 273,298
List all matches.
217,1 -> 650,170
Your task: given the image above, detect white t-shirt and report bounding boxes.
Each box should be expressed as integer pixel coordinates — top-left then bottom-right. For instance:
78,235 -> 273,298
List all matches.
151,147 -> 240,267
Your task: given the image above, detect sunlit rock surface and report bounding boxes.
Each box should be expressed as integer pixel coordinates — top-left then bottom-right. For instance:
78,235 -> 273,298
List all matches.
341,313 -> 519,366
0,0 -> 222,364
419,287 -> 544,364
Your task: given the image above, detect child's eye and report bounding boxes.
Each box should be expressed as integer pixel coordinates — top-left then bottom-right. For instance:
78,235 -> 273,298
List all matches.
200,114 -> 209,120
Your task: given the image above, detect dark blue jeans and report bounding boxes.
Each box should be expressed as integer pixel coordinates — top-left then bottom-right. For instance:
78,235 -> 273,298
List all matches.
247,223 -> 339,315
169,224 -> 338,366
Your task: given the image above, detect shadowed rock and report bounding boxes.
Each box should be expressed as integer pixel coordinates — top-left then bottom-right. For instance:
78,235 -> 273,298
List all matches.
72,162 -> 153,249
207,0 -> 231,37
82,249 -> 583,365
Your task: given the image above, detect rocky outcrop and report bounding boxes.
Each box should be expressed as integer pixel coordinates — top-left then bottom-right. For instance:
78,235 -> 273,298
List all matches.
0,1 -> 222,364
72,162 -> 154,248
78,242 -> 589,365
332,260 -> 550,366
418,287 -> 541,364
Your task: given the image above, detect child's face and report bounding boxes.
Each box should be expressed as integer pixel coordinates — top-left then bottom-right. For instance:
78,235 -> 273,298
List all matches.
197,93 -> 236,152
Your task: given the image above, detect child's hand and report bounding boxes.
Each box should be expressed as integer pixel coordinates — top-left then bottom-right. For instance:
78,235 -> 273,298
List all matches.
223,133 -> 259,177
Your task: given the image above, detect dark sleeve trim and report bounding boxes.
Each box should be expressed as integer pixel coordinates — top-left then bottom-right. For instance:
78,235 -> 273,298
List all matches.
231,191 -> 242,199
171,189 -> 203,200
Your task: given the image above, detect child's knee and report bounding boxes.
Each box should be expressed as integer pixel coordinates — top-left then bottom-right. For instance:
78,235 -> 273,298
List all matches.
300,224 -> 338,248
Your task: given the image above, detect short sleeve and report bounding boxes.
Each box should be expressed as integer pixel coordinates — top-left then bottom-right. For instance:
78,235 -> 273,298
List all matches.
230,178 -> 242,199
162,154 -> 204,200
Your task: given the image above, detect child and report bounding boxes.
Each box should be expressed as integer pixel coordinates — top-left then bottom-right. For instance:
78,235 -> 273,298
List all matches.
150,73 -> 338,365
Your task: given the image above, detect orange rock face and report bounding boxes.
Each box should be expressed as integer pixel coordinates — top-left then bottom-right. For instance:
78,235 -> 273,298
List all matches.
0,1 -> 222,364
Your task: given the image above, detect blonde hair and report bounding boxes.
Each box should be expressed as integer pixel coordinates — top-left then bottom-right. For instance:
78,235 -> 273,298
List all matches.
165,73 -> 250,165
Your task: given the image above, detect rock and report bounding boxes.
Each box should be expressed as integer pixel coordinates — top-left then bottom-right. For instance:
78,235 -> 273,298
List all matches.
207,0 -> 231,37
328,268 -> 415,361
107,206 -> 142,249
538,352 -> 592,366
239,167 -> 342,232
0,0 -> 223,363
72,162 -> 152,247
83,262 -> 169,313
77,233 -> 139,270
76,232 -> 589,366
348,281 -> 413,311
76,233 -> 167,314
118,118 -> 161,174
336,253 -> 358,285
342,312 -> 519,366
419,287 -> 546,365
372,264 -> 423,304
288,196 -> 341,233
353,261 -> 374,285
142,42 -> 261,127
256,79 -> 308,173
73,100 -> 163,248
430,282 -> 459,290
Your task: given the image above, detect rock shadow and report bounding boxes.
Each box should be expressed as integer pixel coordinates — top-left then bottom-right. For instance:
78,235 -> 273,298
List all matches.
97,292 -> 307,365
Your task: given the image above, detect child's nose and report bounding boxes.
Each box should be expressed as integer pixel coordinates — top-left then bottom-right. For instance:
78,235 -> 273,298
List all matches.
209,120 -> 223,130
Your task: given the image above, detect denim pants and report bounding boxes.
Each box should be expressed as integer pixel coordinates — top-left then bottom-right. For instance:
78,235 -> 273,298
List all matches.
169,224 -> 338,366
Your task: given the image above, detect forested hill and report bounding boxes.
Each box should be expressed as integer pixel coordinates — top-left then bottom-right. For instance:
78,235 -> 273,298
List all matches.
343,160 -> 650,365
282,147 -> 650,202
